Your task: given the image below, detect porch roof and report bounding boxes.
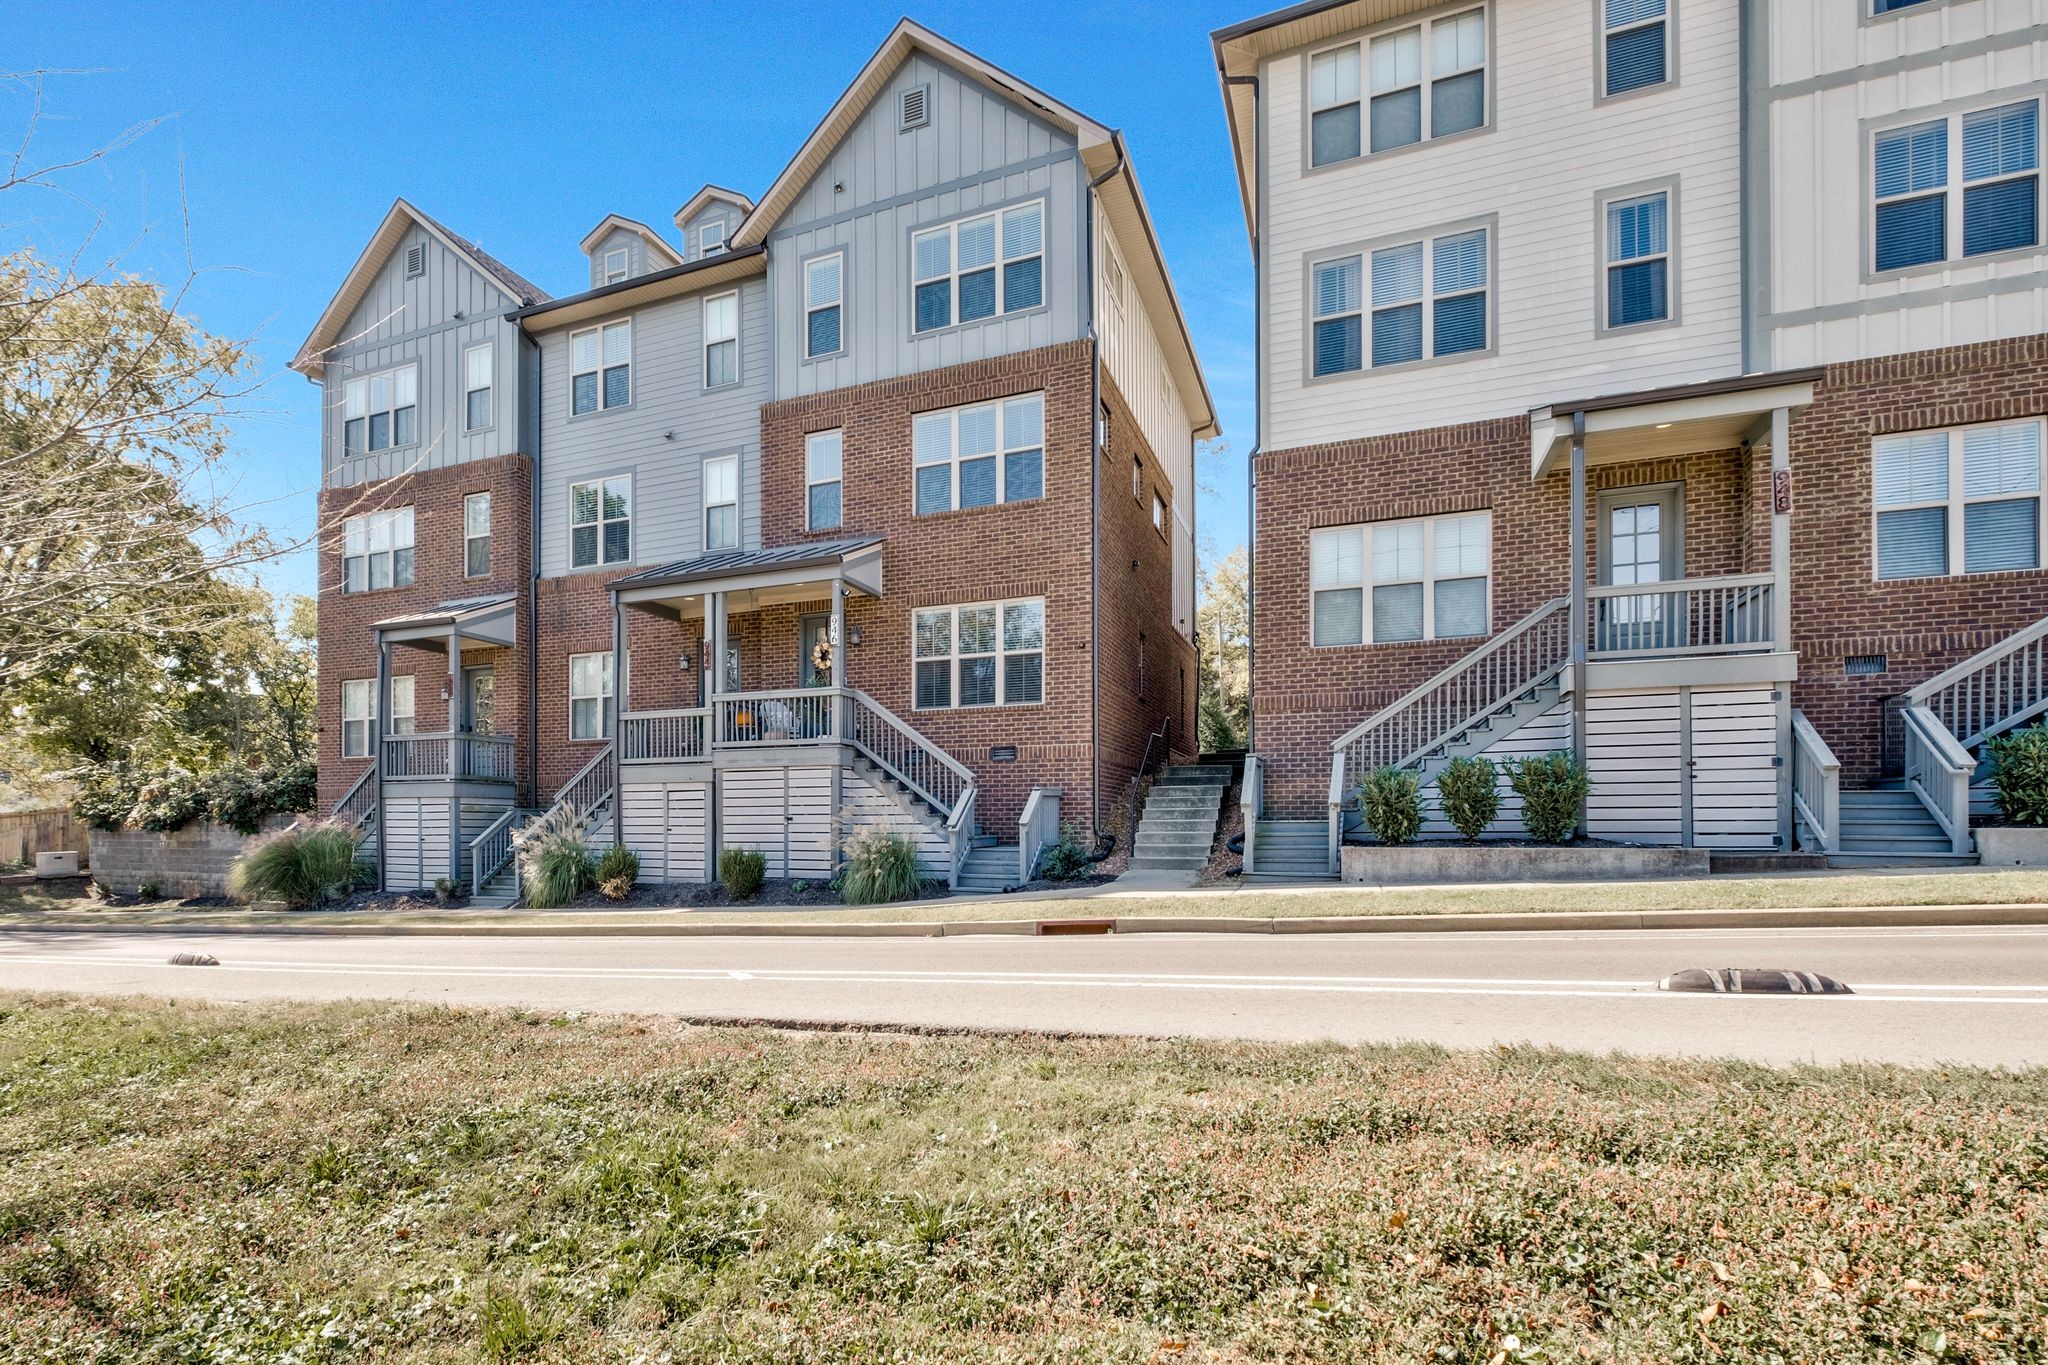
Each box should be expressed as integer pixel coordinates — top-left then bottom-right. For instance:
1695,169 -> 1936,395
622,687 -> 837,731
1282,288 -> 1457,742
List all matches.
611,536 -> 885,603
371,593 -> 518,648
1528,367 -> 1826,479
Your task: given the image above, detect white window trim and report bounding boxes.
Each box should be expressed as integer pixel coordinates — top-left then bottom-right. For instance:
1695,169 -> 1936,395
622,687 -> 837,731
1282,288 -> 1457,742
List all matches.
464,491 -> 491,579
912,392 -> 1046,516
568,652 -> 614,742
1310,511 -> 1493,647
1598,0 -> 1675,102
1599,183 -> 1678,333
804,252 -> 846,360
703,454 -> 740,552
603,248 -> 628,285
1871,418 -> 2047,581
910,199 -> 1046,334
1153,493 -> 1167,536
912,597 -> 1048,711
341,362 -> 419,457
1308,219 -> 1494,380
1868,97 -> 2044,278
341,679 -> 375,758
703,291 -> 740,388
569,476 -> 632,569
1305,4 -> 1490,170
341,507 -> 415,594
805,430 -> 843,532
389,675 -> 416,736
569,319 -> 633,414
700,221 -> 727,256
463,341 -> 494,432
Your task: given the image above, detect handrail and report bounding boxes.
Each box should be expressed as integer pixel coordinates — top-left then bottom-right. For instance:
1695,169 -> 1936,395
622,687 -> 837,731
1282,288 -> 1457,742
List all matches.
1017,785 -> 1062,883
1905,610 -> 2048,750
621,707 -> 710,761
1588,574 -> 1775,658
844,687 -> 976,817
946,786 -> 977,889
469,807 -> 519,896
333,765 -> 378,829
1789,710 -> 1841,855
1901,703 -> 1974,856
1326,759 -> 1347,877
1117,718 -> 1172,854
1240,754 -> 1263,876
1583,571 -> 1775,598
382,732 -> 516,781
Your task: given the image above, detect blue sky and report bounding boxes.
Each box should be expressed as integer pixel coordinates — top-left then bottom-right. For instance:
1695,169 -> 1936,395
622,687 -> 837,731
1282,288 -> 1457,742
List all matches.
8,0 -> 1258,601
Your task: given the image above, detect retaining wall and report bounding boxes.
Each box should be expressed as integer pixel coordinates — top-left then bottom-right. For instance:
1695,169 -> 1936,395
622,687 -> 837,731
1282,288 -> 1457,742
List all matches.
88,815 -> 294,898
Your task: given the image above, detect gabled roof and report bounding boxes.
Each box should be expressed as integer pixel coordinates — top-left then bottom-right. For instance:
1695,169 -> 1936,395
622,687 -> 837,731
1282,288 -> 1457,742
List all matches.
291,199 -> 549,377
578,213 -> 685,268
732,18 -> 1217,439
673,184 -> 755,229
511,246 -> 767,333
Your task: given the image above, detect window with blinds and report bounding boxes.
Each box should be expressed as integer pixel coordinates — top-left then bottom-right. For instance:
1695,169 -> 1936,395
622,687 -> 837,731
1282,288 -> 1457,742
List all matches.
804,253 -> 844,359
1311,225 -> 1488,377
1311,512 -> 1491,646
1602,0 -> 1669,99
1307,6 -> 1485,168
1874,421 -> 2044,581
1605,189 -> 1672,328
1874,101 -> 2040,272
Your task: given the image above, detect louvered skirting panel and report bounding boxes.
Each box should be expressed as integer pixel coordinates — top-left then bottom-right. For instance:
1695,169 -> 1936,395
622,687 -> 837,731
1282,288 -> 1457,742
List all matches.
719,767 -> 834,879
1690,688 -> 1780,850
1584,691 -> 1684,846
620,781 -> 710,884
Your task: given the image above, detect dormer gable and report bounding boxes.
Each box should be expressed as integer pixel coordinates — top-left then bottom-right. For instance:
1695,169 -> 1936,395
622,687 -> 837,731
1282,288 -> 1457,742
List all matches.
673,185 -> 754,262
578,214 -> 685,291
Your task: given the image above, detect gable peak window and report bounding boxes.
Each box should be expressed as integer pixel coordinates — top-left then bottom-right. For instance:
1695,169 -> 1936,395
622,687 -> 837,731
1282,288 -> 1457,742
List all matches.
804,254 -> 844,359
464,492 -> 491,578
704,454 -> 740,551
1602,0 -> 1670,99
914,599 -> 1045,710
1873,101 -> 2040,272
1875,421 -> 2043,580
1310,7 -> 1484,168
1312,511 -> 1491,646
571,320 -> 632,414
1312,225 -> 1488,377
603,248 -> 628,285
700,220 -> 727,256
342,364 -> 417,456
912,201 -> 1043,333
806,431 -> 843,532
341,507 -> 414,593
1605,189 -> 1672,328
913,392 -> 1044,515
570,476 -> 631,568
704,291 -> 739,387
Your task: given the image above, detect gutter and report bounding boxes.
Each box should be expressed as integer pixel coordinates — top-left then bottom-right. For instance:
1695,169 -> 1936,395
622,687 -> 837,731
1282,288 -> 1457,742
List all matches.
1224,72 -> 1261,750
1086,134 -> 1127,841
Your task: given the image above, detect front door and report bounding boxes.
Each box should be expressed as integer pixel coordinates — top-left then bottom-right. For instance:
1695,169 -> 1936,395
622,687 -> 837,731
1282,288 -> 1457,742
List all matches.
1597,485 -> 1683,652
799,614 -> 833,687
463,666 -> 495,735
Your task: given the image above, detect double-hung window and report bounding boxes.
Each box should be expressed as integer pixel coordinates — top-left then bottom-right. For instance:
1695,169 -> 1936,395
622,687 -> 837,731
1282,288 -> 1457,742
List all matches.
913,393 -> 1044,515
913,598 -> 1045,709
1602,0 -> 1670,99
700,221 -> 727,256
1312,8 -> 1484,166
463,342 -> 493,431
1153,494 -> 1167,535
571,320 -> 632,414
603,249 -> 628,285
805,431 -> 843,531
388,676 -> 415,736
570,477 -> 631,568
1309,43 -> 1363,165
1311,512 -> 1491,646
1875,421 -> 2044,580
341,680 -> 374,758
804,254 -> 844,358
703,454 -> 739,551
1316,226 -> 1488,375
464,492 -> 490,577
1605,190 -> 1672,327
341,508 -> 414,593
342,365 -> 417,455
911,201 -> 1043,332
1875,102 -> 2040,272
569,652 -> 613,741
703,292 -> 738,387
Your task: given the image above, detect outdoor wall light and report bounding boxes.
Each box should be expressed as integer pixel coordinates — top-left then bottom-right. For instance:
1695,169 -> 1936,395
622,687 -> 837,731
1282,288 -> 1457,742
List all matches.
850,627 -> 863,646
678,652 -> 692,672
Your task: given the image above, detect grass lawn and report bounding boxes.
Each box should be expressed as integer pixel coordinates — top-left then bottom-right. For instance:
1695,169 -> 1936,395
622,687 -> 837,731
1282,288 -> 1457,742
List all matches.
1,995 -> 2042,1361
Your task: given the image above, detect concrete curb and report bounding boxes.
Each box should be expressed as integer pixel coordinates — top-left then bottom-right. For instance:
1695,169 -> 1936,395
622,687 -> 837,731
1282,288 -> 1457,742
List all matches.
3,902 -> 2046,938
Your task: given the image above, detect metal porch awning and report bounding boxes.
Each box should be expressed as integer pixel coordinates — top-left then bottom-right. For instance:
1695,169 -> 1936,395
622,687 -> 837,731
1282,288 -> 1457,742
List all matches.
371,593 -> 518,648
611,536 -> 884,608
1528,368 -> 1825,479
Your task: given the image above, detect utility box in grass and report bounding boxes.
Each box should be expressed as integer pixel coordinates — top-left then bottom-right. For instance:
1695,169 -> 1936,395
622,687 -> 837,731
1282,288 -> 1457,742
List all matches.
34,850 -> 80,878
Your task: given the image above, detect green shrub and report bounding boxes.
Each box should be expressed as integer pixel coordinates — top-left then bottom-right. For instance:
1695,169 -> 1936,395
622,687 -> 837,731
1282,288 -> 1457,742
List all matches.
594,844 -> 640,901
719,846 -> 766,900
1509,752 -> 1589,844
839,825 -> 921,905
70,761 -> 316,835
131,773 -> 207,833
1037,822 -> 1095,881
228,822 -> 363,909
1435,755 -> 1500,842
516,805 -> 594,909
1988,723 -> 2048,826
1358,766 -> 1424,844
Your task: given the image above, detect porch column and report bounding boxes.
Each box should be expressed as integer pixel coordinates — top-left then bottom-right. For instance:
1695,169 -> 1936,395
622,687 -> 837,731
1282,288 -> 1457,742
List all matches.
709,591 -> 728,697
1771,404 -> 1795,851
610,592 -> 627,744
446,621 -> 462,886
1568,409 -> 1589,837
830,575 -> 848,744
374,634 -> 390,885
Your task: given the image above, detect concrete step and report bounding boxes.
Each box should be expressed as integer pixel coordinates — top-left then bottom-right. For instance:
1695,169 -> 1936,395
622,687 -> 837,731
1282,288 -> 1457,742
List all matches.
1127,855 -> 1209,871
1138,816 -> 1220,834
1827,851 -> 1980,867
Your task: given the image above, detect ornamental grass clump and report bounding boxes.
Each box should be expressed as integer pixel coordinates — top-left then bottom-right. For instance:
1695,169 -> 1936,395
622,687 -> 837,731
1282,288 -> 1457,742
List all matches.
228,821 -> 364,910
718,846 -> 767,900
839,825 -> 921,905
1510,751 -> 1589,844
1359,765 -> 1424,845
1988,722 -> 2048,826
593,844 -> 639,901
1435,754 -> 1500,842
515,804 -> 594,909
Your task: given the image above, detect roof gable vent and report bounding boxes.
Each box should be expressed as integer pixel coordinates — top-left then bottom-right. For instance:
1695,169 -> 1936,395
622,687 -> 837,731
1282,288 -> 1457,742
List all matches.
899,84 -> 930,133
405,243 -> 425,278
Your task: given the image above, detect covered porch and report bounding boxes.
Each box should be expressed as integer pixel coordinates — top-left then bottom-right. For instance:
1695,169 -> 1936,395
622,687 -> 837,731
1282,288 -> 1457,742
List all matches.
370,594 -> 520,785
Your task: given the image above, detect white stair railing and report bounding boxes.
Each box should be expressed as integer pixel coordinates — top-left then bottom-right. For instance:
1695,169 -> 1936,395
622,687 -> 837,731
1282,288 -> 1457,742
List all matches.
469,807 -> 520,896
946,787 -> 978,889
1901,703 -> 1975,856
1790,710 -> 1841,854
1017,786 -> 1061,883
1240,755 -> 1262,876
1587,573 -> 1775,657
843,688 -> 975,820
1905,612 -> 2048,750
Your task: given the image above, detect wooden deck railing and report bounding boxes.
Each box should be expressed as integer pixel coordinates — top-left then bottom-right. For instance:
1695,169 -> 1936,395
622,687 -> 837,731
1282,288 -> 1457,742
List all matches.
1587,573 -> 1774,658
620,708 -> 709,761
1902,703 -> 1975,856
381,732 -> 516,781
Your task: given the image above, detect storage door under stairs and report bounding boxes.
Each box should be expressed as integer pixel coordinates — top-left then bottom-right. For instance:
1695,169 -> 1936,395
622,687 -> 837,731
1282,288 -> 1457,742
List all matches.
1584,687 -> 1781,849
620,781 -> 710,883
719,767 -> 834,878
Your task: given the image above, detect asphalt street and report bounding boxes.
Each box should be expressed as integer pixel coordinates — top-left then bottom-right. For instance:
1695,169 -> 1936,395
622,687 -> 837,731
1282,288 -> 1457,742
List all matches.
3,924 -> 2046,1066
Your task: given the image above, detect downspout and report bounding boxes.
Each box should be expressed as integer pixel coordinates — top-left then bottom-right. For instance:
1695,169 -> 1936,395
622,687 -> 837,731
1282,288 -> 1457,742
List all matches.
1086,133 -> 1127,844
1223,72 -> 1261,752
525,326 -> 542,808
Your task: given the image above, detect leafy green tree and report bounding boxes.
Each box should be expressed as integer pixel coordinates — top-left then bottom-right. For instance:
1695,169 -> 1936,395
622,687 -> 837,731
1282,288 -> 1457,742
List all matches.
1196,544 -> 1250,749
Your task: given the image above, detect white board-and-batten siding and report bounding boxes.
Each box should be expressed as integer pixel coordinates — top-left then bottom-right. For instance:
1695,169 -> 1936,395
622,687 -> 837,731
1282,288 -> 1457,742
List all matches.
1256,0 -> 1745,451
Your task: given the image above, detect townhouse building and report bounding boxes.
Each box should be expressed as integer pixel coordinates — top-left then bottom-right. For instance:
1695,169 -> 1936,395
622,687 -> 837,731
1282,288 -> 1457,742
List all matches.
296,20 -> 1214,898
1215,0 -> 2048,874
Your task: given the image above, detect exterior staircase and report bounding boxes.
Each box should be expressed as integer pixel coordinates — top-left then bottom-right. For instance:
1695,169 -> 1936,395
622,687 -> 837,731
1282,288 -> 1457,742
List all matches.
1826,784 -> 1979,867
1128,765 -> 1230,873
955,836 -> 1019,893
1245,819 -> 1334,881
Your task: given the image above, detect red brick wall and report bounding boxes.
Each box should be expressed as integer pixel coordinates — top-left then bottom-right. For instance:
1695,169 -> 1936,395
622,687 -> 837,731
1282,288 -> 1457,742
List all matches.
1788,337 -> 2048,782
315,455 -> 532,811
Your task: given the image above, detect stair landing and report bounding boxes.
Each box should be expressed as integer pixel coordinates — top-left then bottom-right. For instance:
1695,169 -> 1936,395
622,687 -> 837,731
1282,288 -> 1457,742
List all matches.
1825,784 -> 1979,867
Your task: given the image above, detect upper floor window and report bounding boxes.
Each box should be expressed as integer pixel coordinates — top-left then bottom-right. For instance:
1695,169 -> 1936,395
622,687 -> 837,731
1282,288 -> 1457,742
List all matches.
463,342 -> 493,431
913,598 -> 1045,710
464,492 -> 491,577
1310,8 -> 1485,167
341,507 -> 414,593
700,221 -> 727,256
342,365 -> 416,456
704,292 -> 739,388
571,320 -> 631,415
341,679 -> 375,758
1875,420 -> 2043,580
704,454 -> 739,551
603,249 -> 628,285
1311,511 -> 1490,646
1605,190 -> 1672,328
1602,0 -> 1670,99
913,392 -> 1044,515
1874,101 -> 2041,272
805,254 -> 844,359
806,431 -> 843,532
570,477 -> 630,568
911,202 -> 1043,333
388,675 -> 415,737
569,652 -> 614,741
1153,493 -> 1167,535
1312,226 -> 1489,376
1872,0 -> 1937,11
